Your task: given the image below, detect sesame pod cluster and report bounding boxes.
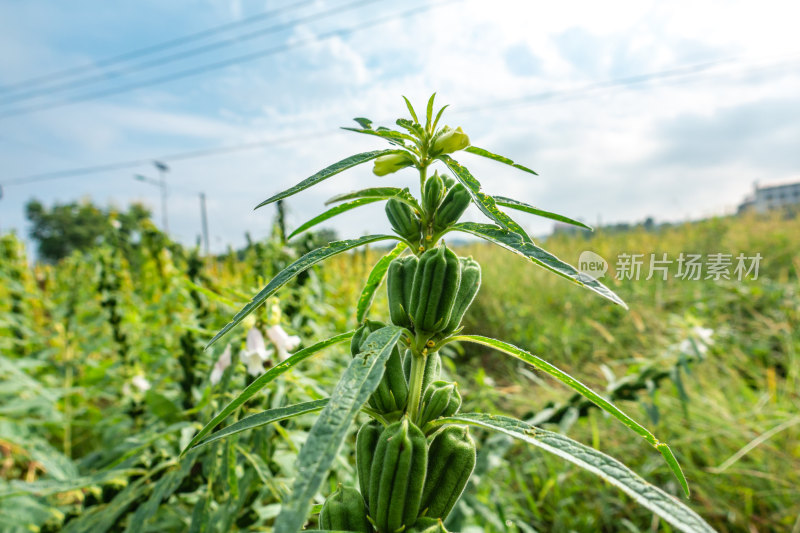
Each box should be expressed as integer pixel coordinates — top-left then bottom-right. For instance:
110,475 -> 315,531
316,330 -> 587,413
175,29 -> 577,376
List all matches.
356,422 -> 383,507
368,418 -> 428,533
418,380 -> 462,428
387,256 -> 418,329
432,184 -> 471,234
386,198 -> 421,244
419,425 -> 476,520
352,321 -> 408,419
410,244 -> 461,334
422,171 -> 445,216
319,485 -> 373,532
386,246 -> 481,339
443,257 -> 481,334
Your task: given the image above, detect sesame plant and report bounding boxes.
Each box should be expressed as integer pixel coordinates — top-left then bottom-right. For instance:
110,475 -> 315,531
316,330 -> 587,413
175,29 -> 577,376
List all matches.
183,95 -> 715,532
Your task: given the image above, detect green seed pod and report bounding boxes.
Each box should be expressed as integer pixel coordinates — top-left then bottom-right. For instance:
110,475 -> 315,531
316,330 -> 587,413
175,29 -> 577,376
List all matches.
387,256 -> 418,329
442,257 -> 481,334
423,171 -> 445,216
418,380 -> 461,427
369,418 -> 428,532
351,320 -> 387,356
407,517 -> 448,533
432,184 -> 471,233
356,422 -> 383,507
368,345 -> 408,416
410,244 -> 461,333
441,175 -> 456,190
404,352 -> 442,396
419,425 -> 476,520
319,485 -> 373,532
386,198 -> 421,243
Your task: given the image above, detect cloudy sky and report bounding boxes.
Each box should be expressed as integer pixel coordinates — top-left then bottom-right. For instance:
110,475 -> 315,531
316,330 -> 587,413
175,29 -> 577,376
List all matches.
1,0 -> 798,253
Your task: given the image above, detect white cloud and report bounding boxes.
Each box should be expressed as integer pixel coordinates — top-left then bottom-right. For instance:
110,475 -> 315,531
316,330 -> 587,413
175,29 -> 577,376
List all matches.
2,0 -> 800,251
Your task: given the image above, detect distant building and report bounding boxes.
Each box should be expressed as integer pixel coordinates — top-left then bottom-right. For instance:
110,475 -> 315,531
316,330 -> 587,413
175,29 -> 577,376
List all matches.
738,180 -> 800,214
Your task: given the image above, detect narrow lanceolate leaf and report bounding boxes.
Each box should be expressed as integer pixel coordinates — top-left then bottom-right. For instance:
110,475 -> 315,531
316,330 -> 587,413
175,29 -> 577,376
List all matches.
183,332 -> 353,455
255,150 -> 401,208
326,186 -> 422,212
438,154 -> 532,243
274,326 -> 404,533
435,414 -> 711,532
356,242 -> 408,323
206,235 -> 398,347
465,146 -> 539,175
353,117 -> 372,129
288,198 -> 383,240
452,335 -> 687,495
494,196 -> 592,231
191,400 -> 329,450
402,95 -> 420,123
340,127 -> 415,148
453,222 -> 627,308
425,93 -> 436,132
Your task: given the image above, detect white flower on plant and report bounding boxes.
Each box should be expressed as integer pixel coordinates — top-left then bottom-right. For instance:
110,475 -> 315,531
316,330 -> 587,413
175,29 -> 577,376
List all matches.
210,344 -> 232,385
240,327 -> 272,376
266,324 -> 300,361
678,326 -> 714,356
131,374 -> 151,392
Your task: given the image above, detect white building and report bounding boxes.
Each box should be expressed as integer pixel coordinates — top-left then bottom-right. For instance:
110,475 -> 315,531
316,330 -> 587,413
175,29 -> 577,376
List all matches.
738,181 -> 800,214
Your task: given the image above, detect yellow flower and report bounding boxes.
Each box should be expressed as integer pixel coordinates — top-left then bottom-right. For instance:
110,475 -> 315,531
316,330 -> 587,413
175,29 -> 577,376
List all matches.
373,153 -> 414,176
432,126 -> 470,155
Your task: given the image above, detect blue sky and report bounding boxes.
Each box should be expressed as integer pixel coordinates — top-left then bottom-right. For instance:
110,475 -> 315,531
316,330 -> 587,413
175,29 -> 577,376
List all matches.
1,0 -> 799,254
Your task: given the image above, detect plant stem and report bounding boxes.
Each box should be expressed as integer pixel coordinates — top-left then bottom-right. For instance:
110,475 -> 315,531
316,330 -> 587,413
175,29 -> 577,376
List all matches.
407,349 -> 427,422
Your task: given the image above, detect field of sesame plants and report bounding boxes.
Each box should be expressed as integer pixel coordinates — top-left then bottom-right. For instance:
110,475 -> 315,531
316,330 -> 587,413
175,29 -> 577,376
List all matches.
1,210 -> 799,533
1,99 -> 798,533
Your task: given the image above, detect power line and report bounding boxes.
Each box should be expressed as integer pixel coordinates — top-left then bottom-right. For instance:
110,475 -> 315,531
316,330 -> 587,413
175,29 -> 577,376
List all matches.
1,129 -> 337,186
3,51 -> 798,188
0,1 -> 448,120
454,54 -> 800,114
0,0 -> 317,94
0,0 -> 378,106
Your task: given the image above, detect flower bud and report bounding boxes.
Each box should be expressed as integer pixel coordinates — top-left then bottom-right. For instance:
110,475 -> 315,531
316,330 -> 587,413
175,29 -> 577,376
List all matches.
431,126 -> 469,155
373,152 -> 414,176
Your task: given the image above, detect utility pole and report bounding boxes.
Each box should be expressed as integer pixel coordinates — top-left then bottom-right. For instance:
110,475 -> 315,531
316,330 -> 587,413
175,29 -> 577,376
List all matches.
153,161 -> 169,234
199,192 -> 209,255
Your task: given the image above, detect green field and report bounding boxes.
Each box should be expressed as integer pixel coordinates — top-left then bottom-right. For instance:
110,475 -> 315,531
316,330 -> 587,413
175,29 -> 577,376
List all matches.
1,211 -> 798,532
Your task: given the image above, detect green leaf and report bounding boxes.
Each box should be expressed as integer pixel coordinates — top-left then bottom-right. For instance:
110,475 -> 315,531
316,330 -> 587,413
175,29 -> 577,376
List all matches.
437,155 -> 532,243
191,400 -> 329,450
183,332 -> 353,455
435,414 -> 710,532
432,105 -> 448,132
396,118 -> 425,138
356,242 -> 408,323
451,335 -> 686,495
254,150 -> 402,208
288,198 -> 383,240
464,146 -> 539,175
353,117 -> 372,129
125,452 -> 200,533
326,186 -> 422,212
402,95 -> 420,123
206,235 -> 398,347
273,326 -> 404,533
340,127 -> 415,148
494,196 -> 592,230
425,93 -> 436,132
452,222 -> 627,308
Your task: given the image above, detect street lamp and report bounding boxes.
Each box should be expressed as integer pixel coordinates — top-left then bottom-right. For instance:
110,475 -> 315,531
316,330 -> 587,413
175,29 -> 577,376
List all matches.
133,160 -> 169,234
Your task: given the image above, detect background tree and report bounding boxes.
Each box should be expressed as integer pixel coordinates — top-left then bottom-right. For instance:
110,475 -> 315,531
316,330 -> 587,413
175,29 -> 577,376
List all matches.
25,198 -> 152,262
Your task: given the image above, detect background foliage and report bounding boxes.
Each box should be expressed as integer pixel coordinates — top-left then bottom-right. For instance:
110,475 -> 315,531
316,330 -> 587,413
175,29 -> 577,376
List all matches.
0,208 -> 798,532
